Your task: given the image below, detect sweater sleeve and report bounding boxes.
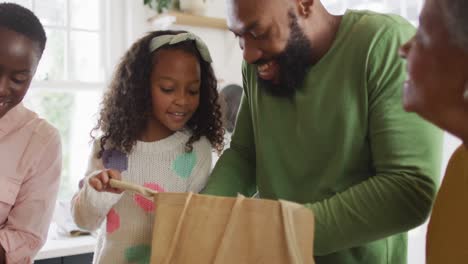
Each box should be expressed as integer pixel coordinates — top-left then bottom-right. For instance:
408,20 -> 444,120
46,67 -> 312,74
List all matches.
307,25 -> 443,255
202,62 -> 257,196
71,141 -> 123,232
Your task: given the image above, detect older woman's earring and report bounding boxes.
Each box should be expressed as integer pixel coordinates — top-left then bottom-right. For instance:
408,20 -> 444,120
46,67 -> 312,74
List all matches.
464,82 -> 468,102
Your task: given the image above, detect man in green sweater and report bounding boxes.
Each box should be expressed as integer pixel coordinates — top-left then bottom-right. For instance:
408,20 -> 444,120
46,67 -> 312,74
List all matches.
203,0 -> 442,263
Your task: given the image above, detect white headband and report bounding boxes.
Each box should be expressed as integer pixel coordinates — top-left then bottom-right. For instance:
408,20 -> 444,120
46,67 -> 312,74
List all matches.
149,32 -> 212,63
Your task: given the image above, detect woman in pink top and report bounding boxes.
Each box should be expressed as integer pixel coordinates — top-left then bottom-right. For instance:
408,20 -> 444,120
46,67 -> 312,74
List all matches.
0,3 -> 62,264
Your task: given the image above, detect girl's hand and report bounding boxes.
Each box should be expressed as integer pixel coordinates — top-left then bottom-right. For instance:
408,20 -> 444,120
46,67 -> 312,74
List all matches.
89,169 -> 123,194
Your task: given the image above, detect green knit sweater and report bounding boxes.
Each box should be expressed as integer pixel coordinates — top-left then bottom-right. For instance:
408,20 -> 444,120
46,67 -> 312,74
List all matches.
204,10 -> 442,264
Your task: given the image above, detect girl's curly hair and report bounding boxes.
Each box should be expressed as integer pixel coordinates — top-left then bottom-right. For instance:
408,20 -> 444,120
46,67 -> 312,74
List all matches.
92,30 -> 224,157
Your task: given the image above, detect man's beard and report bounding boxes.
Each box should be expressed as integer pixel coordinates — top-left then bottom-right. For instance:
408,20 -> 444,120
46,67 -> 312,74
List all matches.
257,12 -> 314,97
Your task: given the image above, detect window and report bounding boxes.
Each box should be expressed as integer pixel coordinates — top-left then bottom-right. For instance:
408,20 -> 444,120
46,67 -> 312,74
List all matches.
10,0 -> 108,201
323,0 -> 423,25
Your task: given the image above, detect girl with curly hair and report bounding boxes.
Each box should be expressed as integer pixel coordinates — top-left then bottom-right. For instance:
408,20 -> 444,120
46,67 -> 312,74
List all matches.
71,30 -> 224,263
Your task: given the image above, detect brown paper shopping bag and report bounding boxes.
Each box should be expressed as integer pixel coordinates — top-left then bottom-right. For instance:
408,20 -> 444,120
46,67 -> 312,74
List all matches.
110,179 -> 315,264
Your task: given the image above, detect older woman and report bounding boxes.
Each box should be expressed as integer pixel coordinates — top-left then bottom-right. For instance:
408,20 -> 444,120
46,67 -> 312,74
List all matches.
0,3 -> 61,263
399,0 -> 468,262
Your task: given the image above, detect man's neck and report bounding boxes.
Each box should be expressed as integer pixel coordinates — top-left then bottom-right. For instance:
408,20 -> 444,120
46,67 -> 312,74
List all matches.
308,13 -> 343,65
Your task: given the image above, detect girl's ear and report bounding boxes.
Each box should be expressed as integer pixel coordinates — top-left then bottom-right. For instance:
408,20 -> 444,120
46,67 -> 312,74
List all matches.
296,0 -> 314,18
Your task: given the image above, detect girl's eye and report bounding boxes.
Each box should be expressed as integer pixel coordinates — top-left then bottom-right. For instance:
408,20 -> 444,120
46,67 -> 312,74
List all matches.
189,90 -> 200,96
160,87 -> 173,93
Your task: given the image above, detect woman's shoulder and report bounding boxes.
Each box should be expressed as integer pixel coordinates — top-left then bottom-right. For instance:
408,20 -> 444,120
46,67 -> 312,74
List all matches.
18,108 -> 61,152
448,145 -> 468,166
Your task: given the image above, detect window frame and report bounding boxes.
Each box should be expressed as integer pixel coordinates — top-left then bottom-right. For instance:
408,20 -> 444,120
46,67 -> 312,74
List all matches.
20,0 -> 129,201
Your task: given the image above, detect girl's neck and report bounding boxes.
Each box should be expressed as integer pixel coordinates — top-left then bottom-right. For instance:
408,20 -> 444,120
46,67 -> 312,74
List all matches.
139,121 -> 175,142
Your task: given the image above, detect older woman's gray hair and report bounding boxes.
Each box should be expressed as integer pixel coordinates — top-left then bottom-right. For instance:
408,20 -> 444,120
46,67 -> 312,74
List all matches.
443,0 -> 468,52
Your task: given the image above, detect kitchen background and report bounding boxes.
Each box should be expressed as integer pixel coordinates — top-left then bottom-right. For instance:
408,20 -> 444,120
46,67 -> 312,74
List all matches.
7,1 -> 457,263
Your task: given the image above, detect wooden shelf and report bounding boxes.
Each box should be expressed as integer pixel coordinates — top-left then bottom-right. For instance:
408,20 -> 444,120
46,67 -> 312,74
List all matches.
148,11 -> 228,30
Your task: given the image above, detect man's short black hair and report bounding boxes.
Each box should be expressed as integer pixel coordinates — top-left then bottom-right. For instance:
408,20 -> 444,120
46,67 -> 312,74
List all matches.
0,2 -> 46,54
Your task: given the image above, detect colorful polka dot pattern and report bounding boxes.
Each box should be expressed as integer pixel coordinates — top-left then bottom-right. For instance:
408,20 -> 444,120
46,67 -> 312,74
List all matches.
102,149 -> 128,172
134,183 -> 165,212
125,244 -> 151,264
172,152 -> 197,179
106,208 -> 120,234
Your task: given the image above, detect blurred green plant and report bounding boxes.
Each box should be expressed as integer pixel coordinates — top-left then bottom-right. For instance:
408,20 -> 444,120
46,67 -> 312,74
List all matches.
143,0 -> 177,13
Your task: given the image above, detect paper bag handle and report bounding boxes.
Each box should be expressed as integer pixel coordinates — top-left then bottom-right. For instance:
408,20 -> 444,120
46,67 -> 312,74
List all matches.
109,179 -> 158,197
280,200 -> 304,264
212,195 -> 245,264
163,192 -> 194,264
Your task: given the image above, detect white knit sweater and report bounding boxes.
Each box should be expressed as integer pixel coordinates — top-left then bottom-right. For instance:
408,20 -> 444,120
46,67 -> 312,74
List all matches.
71,131 -> 212,263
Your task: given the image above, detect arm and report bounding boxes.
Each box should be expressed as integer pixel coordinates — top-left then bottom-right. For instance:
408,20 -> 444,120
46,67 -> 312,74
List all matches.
71,141 -> 123,231
308,26 -> 443,255
202,63 -> 257,196
0,132 -> 61,263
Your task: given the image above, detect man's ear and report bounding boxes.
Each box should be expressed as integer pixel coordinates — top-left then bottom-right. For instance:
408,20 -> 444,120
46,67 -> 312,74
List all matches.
297,0 -> 314,17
